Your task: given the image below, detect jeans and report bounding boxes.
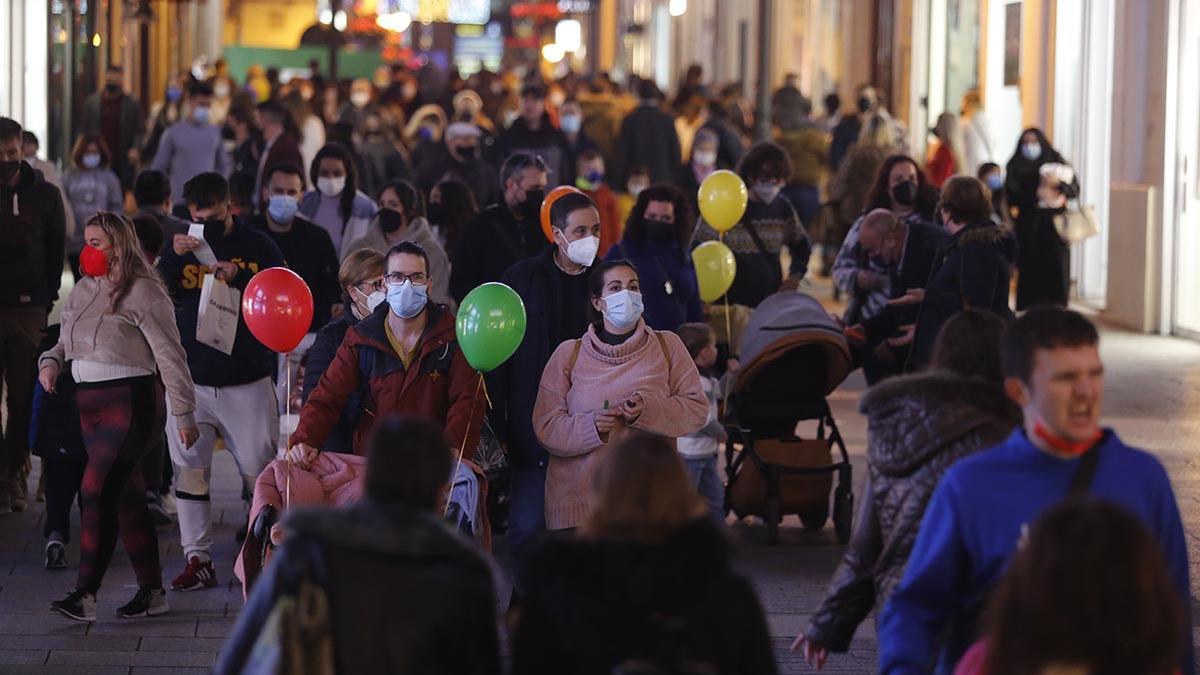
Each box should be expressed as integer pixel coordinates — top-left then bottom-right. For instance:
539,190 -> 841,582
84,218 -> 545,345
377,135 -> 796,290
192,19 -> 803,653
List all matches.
507,465 -> 547,594
682,454 -> 725,522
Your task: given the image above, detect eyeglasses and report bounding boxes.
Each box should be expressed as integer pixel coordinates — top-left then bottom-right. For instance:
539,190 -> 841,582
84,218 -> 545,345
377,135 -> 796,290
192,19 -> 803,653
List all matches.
357,279 -> 384,292
384,272 -> 428,286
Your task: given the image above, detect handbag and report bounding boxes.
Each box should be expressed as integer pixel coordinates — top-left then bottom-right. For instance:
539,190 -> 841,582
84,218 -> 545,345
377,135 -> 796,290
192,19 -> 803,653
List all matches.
1053,201 -> 1099,244
196,273 -> 241,355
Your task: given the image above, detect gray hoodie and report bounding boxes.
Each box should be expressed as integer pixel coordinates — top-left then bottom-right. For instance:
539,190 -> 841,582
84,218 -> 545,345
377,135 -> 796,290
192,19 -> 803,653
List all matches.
150,117 -> 230,206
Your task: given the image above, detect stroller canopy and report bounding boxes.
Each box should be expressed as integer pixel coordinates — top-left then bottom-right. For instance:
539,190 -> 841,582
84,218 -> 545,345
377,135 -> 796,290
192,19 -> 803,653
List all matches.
735,292 -> 853,396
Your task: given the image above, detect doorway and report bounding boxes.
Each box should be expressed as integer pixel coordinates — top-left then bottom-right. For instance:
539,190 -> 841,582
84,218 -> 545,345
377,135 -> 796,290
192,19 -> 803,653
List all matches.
1170,0 -> 1200,335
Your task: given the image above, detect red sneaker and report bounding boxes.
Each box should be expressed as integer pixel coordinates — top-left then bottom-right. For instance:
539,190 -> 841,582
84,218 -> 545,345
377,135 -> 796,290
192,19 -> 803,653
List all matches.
171,556 -> 218,591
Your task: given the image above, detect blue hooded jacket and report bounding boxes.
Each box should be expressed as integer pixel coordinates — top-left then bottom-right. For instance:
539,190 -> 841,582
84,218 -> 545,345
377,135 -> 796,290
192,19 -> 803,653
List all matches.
878,428 -> 1193,675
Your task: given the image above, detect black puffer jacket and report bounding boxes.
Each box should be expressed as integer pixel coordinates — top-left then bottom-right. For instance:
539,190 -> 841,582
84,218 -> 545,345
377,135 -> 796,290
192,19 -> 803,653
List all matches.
805,371 -> 1021,651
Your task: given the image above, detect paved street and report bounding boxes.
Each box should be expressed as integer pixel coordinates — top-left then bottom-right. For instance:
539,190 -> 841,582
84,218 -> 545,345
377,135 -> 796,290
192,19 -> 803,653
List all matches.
1,287 -> 1199,673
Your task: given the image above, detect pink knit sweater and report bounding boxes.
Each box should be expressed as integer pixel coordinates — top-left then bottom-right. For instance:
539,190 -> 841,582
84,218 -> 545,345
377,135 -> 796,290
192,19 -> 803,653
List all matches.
533,321 -> 708,529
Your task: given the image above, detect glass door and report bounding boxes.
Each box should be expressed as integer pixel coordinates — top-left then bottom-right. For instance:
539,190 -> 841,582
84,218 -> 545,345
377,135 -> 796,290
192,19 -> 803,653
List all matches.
1173,0 -> 1200,334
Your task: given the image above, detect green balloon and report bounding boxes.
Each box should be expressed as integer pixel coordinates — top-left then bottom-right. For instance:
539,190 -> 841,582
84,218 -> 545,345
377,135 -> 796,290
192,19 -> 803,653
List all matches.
456,282 -> 528,373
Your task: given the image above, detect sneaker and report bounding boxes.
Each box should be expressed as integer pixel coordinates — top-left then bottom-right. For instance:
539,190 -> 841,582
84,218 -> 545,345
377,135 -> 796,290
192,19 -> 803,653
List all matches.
146,492 -> 173,527
171,556 -> 217,591
50,588 -> 96,622
116,586 -> 169,618
45,541 -> 67,570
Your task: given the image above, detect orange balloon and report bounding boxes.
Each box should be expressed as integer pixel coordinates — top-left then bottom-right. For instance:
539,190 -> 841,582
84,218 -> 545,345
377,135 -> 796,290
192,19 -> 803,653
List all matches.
540,185 -> 586,242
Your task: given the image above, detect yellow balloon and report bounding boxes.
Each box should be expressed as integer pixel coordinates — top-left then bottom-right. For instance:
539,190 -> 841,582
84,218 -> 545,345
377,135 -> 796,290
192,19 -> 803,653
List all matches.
697,169 -> 748,233
692,241 -> 737,303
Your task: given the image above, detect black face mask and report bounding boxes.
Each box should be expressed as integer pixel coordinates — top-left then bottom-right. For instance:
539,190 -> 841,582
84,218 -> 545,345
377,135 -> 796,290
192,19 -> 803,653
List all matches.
426,202 -> 446,225
378,208 -> 405,234
455,145 -> 478,162
0,160 -> 20,183
857,96 -> 873,114
891,180 -> 917,207
519,188 -> 544,219
105,83 -> 121,95
644,217 -> 676,241
202,217 -> 229,245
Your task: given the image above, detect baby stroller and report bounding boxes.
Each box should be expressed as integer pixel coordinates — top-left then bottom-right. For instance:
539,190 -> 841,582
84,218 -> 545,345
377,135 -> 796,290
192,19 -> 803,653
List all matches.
724,292 -> 855,544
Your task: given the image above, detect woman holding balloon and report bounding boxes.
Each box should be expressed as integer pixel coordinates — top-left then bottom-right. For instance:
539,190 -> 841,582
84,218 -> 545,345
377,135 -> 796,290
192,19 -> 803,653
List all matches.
533,260 -> 708,532
604,184 -> 703,330
692,142 -> 812,310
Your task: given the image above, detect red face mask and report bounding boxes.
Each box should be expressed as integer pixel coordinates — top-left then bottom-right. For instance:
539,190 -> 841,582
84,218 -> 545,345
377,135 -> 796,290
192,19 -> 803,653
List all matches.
1033,420 -> 1102,457
79,244 -> 110,278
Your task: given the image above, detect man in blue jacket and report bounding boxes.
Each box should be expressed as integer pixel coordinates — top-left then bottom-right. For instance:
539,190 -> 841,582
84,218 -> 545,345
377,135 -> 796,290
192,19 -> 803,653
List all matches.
486,192 -> 600,603
158,172 -> 285,593
878,308 -> 1193,674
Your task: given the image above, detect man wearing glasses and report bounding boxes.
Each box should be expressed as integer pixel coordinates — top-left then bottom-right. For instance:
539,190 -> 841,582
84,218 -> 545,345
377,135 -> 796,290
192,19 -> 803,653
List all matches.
288,240 -> 485,465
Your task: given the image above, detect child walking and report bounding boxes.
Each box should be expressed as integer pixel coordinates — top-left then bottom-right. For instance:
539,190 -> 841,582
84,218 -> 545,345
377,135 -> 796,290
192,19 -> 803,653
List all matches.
675,323 -> 733,522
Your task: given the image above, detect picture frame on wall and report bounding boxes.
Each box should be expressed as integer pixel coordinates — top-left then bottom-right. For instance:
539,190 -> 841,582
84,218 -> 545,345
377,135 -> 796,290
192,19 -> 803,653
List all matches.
1004,2 -> 1021,85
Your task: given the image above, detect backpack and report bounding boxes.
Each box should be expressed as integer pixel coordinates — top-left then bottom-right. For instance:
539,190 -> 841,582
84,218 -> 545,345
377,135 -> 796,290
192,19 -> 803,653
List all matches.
241,552 -> 335,675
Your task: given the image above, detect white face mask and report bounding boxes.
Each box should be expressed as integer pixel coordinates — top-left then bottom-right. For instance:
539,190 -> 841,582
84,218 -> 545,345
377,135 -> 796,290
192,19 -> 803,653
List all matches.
317,176 -> 346,198
1022,142 -> 1042,160
627,181 -> 648,197
562,234 -> 599,267
351,91 -> 371,108
693,150 -> 717,167
352,286 -> 385,319
602,289 -> 644,330
752,181 -> 782,203
386,279 -> 428,319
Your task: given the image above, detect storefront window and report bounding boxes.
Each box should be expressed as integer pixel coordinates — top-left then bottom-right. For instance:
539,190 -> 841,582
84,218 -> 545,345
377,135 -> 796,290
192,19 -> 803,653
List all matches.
48,0 -> 98,164
943,0 -> 978,113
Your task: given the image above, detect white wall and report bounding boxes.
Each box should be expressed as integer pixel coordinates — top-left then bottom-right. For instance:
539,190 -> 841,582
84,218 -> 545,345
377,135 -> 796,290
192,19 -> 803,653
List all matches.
983,0 -> 1023,165
0,0 -> 49,155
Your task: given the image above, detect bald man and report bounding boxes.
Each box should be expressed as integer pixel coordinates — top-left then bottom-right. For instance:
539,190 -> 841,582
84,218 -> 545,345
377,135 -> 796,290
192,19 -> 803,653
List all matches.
848,208 -> 947,382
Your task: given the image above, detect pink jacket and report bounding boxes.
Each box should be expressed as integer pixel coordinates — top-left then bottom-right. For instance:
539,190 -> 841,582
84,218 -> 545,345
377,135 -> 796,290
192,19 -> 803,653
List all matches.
234,452 -> 367,596
533,322 -> 708,529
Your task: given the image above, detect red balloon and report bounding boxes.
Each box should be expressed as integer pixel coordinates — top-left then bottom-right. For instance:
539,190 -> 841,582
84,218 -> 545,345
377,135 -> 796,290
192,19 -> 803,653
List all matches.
241,267 -> 314,353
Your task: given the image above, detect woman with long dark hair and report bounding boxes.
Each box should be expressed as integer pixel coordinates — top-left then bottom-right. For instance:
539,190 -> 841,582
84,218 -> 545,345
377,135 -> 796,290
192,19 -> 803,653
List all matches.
605,184 -> 702,330
39,213 -> 198,622
533,260 -> 707,532
797,310 -> 1021,669
298,142 -> 379,259
1004,127 -> 1078,309
427,178 -> 479,255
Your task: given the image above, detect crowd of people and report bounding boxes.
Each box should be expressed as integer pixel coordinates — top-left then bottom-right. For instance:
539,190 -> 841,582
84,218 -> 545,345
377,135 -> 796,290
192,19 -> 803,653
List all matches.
0,54 -> 1190,674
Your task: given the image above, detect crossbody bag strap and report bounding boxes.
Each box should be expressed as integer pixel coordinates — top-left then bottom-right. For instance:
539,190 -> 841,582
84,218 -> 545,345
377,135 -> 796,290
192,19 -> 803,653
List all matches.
1066,445 -> 1102,498
563,338 -> 583,387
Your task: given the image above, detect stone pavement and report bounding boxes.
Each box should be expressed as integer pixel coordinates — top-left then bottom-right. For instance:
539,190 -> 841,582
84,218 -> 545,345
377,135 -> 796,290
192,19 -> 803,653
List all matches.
2,301 -> 1200,673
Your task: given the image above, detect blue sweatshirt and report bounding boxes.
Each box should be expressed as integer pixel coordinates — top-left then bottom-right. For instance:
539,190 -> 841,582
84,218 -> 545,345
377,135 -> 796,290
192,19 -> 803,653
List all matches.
158,218 -> 285,387
878,428 -> 1193,675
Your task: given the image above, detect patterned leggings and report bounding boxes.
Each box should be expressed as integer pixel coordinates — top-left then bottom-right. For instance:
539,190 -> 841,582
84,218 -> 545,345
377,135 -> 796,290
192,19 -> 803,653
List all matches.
75,376 -> 165,594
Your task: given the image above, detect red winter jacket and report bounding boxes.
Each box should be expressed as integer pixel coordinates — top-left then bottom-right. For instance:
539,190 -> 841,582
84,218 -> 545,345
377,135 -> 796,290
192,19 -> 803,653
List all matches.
290,303 -> 484,457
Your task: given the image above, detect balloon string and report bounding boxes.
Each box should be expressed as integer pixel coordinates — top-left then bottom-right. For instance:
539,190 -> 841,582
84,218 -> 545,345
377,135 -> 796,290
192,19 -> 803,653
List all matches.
284,350 -> 291,511
444,372 -> 485,518
720,232 -> 732,413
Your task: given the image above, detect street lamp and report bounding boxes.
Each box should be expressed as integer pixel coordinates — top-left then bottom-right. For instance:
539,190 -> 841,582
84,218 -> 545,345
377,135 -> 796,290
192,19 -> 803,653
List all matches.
555,18 -> 581,52
542,43 -> 565,63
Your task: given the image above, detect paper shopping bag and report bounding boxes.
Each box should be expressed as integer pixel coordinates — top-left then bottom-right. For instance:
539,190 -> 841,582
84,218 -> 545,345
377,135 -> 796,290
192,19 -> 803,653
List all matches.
197,273 -> 241,355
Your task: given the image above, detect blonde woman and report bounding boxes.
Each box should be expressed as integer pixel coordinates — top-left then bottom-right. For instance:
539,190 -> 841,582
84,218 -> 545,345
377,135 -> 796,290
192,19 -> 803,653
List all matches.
926,112 -> 966,188
38,212 -> 198,622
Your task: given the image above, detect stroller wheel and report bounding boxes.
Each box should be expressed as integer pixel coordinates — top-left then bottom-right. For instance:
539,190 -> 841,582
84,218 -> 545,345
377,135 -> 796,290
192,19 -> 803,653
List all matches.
833,488 -> 854,544
800,506 -> 829,532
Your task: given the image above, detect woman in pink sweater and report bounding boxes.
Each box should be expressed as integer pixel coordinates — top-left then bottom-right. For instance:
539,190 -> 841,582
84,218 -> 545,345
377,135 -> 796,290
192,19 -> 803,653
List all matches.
534,260 -> 708,530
